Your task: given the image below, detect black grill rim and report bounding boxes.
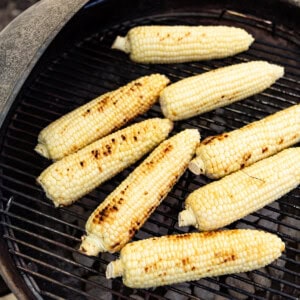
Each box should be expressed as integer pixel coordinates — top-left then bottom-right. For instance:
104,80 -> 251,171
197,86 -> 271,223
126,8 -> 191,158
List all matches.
0,0 -> 300,299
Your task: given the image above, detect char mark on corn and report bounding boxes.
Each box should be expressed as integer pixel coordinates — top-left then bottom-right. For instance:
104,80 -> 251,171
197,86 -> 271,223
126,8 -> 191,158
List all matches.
35,74 -> 170,160
79,129 -> 200,256
189,104 -> 300,178
111,25 -> 254,64
37,118 -> 173,207
106,229 -> 284,288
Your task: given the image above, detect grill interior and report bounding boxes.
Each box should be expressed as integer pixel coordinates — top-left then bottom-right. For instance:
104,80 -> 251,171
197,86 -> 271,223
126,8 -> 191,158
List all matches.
0,3 -> 299,300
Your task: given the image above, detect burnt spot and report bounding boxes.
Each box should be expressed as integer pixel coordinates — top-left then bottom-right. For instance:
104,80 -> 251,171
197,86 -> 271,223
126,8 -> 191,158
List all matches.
80,161 -> 86,167
91,149 -> 99,159
202,231 -> 220,238
118,197 -> 124,205
278,138 -> 284,144
144,191 -> 148,195
262,147 -> 268,153
134,82 -> 142,87
191,266 -> 196,271
240,163 -> 245,169
163,144 -> 173,153
82,109 -> 91,117
204,133 -> 230,142
133,136 -> 138,141
80,247 -> 87,253
112,205 -> 118,212
214,251 -> 237,264
66,168 -> 70,172
97,96 -> 110,112
144,266 -> 149,273
105,144 -> 112,154
98,165 -> 102,172
182,258 -> 190,265
171,233 -> 193,240
206,268 -> 211,272
111,242 -> 120,250
221,95 -> 225,99
121,134 -> 126,141
111,138 -> 116,143
243,152 -> 252,161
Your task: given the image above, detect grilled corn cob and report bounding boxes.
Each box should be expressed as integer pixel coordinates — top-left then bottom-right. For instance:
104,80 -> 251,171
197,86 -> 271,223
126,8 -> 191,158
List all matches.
160,61 -> 284,121
37,118 -> 173,207
35,74 -> 170,160
111,25 -> 254,64
179,148 -> 300,231
80,129 -> 200,255
106,229 -> 284,288
189,104 -> 300,178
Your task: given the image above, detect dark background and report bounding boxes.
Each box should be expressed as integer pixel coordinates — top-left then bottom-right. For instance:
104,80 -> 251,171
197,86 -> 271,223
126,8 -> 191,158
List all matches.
0,0 -> 39,31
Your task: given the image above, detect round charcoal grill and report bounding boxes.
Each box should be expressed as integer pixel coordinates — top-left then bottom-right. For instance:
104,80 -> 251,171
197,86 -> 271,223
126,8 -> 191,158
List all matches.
0,0 -> 299,299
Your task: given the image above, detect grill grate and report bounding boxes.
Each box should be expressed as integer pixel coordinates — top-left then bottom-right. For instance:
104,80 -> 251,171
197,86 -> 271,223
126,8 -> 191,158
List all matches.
0,8 -> 299,300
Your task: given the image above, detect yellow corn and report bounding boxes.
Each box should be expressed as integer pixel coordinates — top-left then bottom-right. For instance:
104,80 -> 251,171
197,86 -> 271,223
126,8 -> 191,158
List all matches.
106,229 -> 284,288
111,25 -> 254,64
160,61 -> 284,121
179,148 -> 300,231
79,129 -> 200,255
37,118 -> 173,207
35,74 -> 170,160
189,104 -> 300,178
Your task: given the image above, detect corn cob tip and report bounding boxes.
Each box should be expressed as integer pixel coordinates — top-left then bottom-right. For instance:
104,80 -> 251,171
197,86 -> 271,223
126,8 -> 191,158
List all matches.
188,156 -> 205,175
111,35 -> 131,53
79,234 -> 106,256
178,209 -> 197,227
106,260 -> 123,279
35,143 -> 50,159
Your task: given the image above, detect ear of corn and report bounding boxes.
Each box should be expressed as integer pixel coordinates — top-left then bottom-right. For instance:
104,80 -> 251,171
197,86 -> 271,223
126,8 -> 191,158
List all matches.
79,129 -> 200,255
37,118 -> 173,207
35,74 -> 170,160
159,61 -> 284,121
179,148 -> 300,231
106,229 -> 284,288
111,25 -> 254,64
189,104 -> 300,178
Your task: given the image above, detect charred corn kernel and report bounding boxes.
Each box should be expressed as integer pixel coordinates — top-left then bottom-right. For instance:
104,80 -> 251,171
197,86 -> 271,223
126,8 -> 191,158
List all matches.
111,25 -> 254,64
80,129 -> 200,255
179,148 -> 300,231
160,61 -> 284,121
106,229 -> 284,288
35,74 -> 170,160
37,118 -> 173,207
189,104 -> 300,178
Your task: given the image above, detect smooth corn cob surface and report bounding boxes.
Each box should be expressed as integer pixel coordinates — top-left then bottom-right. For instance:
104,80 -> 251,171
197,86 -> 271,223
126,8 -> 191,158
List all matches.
35,74 -> 170,160
189,104 -> 300,178
179,148 -> 300,231
111,25 -> 254,64
79,129 -> 200,255
159,61 -> 284,121
106,229 -> 284,288
37,118 -> 173,207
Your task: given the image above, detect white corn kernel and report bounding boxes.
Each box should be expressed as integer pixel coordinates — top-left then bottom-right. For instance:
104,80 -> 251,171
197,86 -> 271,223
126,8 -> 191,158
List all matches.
106,230 -> 284,288
160,61 -> 284,121
37,118 -> 173,207
189,104 -> 300,178
35,74 -> 170,160
80,129 -> 200,255
112,25 -> 254,63
179,148 -> 300,231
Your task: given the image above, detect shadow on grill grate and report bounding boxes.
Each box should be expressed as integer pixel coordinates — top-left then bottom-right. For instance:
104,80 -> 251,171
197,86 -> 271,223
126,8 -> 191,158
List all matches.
0,8 -> 299,300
